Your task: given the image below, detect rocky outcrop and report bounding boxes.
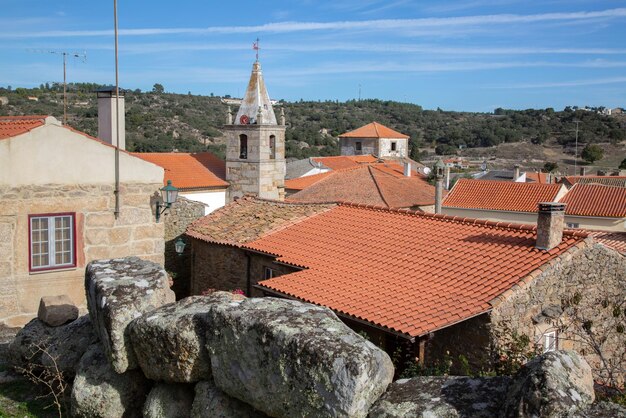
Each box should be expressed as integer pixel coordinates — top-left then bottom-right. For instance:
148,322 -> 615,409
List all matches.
503,350 -> 595,417
9,315 -> 97,379
37,295 -> 79,326
71,344 -> 151,418
86,257 -> 175,373
368,376 -> 511,418
130,294 -> 240,382
206,297 -> 394,418
143,383 -> 194,418
191,380 -> 268,418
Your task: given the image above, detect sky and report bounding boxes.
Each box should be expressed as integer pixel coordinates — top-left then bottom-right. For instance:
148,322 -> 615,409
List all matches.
1,0 -> 626,112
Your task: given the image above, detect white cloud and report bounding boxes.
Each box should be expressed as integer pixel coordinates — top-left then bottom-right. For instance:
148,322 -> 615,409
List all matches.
490,76 -> 626,89
2,8 -> 625,39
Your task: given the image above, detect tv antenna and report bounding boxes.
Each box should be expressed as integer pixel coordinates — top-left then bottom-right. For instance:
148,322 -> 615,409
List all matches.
30,49 -> 87,125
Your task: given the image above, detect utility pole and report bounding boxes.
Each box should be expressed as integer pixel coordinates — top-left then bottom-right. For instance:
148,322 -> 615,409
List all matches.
30,50 -> 87,125
573,120 -> 580,176
113,0 -> 121,220
358,84 -> 361,101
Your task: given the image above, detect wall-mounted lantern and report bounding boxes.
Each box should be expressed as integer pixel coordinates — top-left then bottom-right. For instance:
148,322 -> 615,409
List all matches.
156,180 -> 179,222
174,237 -> 186,255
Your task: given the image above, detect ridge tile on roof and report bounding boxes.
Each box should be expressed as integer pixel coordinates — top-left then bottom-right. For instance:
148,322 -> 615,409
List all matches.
0,115 -> 47,139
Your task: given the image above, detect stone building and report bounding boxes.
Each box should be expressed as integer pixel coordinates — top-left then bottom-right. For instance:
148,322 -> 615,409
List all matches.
223,60 -> 286,202
339,122 -> 409,158
0,115 -> 165,326
186,197 -> 625,382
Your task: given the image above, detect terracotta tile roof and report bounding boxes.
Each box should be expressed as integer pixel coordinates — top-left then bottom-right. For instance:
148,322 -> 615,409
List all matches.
132,152 -> 228,189
312,155 -> 379,171
443,179 -> 563,213
525,172 -> 550,184
0,115 -> 47,139
287,163 -> 437,208
588,231 -> 626,254
252,204 -> 586,338
185,196 -> 335,246
562,176 -> 626,188
339,122 -> 409,139
559,184 -> 626,218
285,171 -> 334,191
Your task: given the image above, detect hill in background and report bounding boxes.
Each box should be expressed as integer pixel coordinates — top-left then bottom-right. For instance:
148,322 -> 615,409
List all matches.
1,84 -> 624,172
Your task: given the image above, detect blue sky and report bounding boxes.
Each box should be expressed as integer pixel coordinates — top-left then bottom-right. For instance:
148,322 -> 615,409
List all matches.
1,0 -> 626,111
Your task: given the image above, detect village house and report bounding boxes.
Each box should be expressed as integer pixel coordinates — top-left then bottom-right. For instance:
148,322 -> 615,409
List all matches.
132,152 -> 228,215
442,178 -> 625,232
0,114 -> 165,326
339,122 -> 410,158
185,196 -> 625,382
560,175 -> 626,189
286,155 -> 378,179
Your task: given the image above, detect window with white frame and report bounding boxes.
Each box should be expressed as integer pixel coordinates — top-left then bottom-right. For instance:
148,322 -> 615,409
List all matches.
543,331 -> 557,353
29,213 -> 75,271
566,222 -> 580,229
263,266 -> 276,280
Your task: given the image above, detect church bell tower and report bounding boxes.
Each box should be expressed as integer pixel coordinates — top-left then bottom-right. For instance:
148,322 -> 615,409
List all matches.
224,60 -> 286,202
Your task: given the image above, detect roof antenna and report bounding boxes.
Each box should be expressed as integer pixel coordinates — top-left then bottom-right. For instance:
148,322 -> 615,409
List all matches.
253,38 -> 260,62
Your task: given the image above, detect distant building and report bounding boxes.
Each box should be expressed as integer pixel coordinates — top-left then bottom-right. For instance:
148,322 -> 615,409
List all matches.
339,122 -> 409,158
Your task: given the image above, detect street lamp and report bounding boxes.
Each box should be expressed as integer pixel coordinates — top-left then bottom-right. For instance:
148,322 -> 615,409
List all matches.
155,180 -> 179,222
174,237 -> 186,255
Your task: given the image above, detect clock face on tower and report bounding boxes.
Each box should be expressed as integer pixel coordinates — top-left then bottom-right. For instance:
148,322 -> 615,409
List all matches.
240,115 -> 250,125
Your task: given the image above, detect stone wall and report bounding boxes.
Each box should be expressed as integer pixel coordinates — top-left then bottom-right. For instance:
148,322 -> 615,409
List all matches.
0,182 -> 164,326
378,138 -> 408,158
340,137 -> 377,156
8,256 -> 612,418
163,196 -> 206,298
189,239 -> 296,297
490,239 -> 626,384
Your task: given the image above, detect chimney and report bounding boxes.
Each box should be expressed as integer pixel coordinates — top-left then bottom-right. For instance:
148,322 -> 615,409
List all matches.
97,86 -> 125,150
434,159 -> 445,214
579,166 -> 586,176
403,161 -> 411,177
513,164 -> 521,181
444,166 -> 451,190
536,202 -> 566,251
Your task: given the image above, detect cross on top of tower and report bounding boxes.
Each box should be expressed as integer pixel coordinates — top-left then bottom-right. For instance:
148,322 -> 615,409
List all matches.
253,38 -> 260,62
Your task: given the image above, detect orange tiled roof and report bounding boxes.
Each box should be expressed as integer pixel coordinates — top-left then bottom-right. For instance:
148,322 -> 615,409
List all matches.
443,179 -> 563,213
588,231 -> 626,254
525,172 -> 550,184
562,176 -> 626,188
185,196 -> 335,246
312,155 -> 379,171
0,115 -> 47,139
559,184 -> 626,218
285,171 -> 334,191
339,122 -> 409,139
287,163 -> 437,208
132,152 -> 228,189
252,203 -> 586,338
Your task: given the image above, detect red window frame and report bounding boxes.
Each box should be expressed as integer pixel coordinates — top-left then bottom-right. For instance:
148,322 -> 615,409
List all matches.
28,212 -> 77,272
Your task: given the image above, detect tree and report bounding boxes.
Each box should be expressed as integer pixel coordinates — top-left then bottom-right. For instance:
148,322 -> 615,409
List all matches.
543,162 -> 558,173
152,83 -> 165,94
435,144 -> 456,155
619,158 -> 626,170
581,144 -> 604,163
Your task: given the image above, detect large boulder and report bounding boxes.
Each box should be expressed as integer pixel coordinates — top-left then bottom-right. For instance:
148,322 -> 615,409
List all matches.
206,297 -> 394,418
143,383 -> 194,418
129,294 -> 239,382
71,343 -> 151,418
502,350 -> 595,418
190,380 -> 268,418
37,295 -> 79,326
86,257 -> 175,373
368,376 -> 511,418
9,315 -> 97,380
